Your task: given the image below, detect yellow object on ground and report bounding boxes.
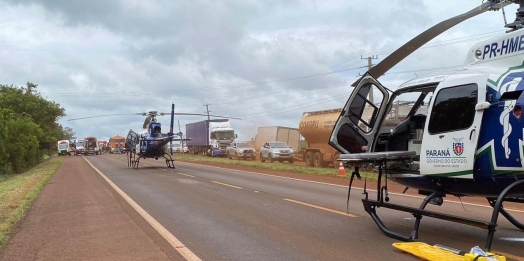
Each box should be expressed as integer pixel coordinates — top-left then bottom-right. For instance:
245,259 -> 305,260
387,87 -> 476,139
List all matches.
392,242 -> 506,261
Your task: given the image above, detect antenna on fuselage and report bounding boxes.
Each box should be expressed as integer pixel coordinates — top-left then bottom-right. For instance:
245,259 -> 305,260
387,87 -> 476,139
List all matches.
505,0 -> 524,32
501,1 -> 508,25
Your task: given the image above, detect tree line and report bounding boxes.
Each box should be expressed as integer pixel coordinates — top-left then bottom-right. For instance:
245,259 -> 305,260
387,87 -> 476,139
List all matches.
0,82 -> 73,174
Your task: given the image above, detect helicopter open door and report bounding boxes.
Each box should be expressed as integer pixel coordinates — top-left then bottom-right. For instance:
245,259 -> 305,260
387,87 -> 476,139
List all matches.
329,72 -> 391,153
419,75 -> 488,179
126,129 -> 139,151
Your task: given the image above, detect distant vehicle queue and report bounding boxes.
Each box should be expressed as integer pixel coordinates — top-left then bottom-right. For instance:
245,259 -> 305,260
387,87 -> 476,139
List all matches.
57,135 -> 127,156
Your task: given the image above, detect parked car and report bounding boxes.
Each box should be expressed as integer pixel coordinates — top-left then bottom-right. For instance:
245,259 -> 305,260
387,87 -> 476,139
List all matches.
226,141 -> 255,160
260,141 -> 294,163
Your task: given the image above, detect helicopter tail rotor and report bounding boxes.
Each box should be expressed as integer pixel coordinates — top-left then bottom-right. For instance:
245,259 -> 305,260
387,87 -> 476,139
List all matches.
178,119 -> 184,148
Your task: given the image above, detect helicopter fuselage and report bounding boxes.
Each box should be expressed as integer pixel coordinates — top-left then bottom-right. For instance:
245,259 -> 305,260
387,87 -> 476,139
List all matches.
331,27 -> 524,198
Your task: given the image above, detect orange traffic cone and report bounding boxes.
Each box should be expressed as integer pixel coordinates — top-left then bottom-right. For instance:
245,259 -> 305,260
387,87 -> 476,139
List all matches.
338,162 -> 345,176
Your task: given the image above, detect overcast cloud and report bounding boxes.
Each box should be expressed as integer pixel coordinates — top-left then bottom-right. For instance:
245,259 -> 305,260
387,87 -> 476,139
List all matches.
0,0 -> 517,141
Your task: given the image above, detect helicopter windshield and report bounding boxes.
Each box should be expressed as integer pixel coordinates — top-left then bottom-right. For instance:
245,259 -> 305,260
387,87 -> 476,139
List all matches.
212,131 -> 235,140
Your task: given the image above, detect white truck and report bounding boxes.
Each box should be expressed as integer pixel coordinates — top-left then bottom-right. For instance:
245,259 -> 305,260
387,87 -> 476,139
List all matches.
186,119 -> 237,157
74,139 -> 85,155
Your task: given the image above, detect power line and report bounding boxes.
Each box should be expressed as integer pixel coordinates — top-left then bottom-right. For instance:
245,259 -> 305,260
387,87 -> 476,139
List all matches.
242,95 -> 349,120
235,64 -> 464,119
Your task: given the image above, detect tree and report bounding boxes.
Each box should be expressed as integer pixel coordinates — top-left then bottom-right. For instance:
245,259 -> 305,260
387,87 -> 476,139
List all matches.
0,82 -> 65,142
0,109 -> 42,173
0,82 -> 67,174
61,126 -> 76,140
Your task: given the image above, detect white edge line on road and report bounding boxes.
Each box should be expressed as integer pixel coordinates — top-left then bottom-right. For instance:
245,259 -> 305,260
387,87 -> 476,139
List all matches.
83,156 -> 202,261
176,161 -> 524,213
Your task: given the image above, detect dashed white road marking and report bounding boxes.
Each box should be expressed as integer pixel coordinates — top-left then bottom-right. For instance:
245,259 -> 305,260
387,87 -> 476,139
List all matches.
177,173 -> 195,178
212,181 -> 243,189
176,161 -> 524,213
284,198 -> 358,218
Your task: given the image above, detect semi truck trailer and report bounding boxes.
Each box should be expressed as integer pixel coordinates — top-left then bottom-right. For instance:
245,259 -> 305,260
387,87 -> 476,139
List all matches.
253,126 -> 300,152
186,119 -> 237,157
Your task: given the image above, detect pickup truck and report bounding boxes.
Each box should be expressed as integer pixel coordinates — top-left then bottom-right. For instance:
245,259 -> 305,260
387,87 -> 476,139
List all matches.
226,141 -> 255,160
260,141 -> 294,163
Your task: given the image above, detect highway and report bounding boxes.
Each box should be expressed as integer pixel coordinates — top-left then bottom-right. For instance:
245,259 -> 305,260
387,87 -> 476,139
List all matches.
86,154 -> 524,261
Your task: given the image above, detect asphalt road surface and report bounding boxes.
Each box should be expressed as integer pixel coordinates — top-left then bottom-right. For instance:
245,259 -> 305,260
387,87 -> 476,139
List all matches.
89,154 -> 524,260
3,154 -> 524,260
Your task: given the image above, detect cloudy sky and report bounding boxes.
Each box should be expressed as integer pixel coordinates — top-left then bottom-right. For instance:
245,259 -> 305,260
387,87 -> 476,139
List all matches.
0,0 -> 517,141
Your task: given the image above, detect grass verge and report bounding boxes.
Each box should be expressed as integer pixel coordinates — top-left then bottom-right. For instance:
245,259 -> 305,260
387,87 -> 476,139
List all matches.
0,156 -> 65,248
173,153 -> 376,180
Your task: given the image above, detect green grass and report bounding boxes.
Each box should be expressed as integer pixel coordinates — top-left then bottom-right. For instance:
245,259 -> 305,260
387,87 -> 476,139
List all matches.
0,156 -> 65,248
173,153 -> 377,180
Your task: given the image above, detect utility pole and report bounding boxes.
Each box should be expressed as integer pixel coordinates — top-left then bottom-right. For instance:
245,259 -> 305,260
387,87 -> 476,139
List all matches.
361,55 -> 378,104
203,104 -> 211,120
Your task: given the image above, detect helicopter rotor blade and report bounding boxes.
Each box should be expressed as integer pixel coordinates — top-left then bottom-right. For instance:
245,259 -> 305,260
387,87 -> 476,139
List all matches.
165,112 -> 242,120
68,111 -> 241,122
68,113 -> 145,121
352,0 -> 512,86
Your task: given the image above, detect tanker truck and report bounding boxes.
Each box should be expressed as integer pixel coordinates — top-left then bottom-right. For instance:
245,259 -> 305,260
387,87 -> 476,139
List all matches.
298,108 -> 402,168
298,108 -> 343,168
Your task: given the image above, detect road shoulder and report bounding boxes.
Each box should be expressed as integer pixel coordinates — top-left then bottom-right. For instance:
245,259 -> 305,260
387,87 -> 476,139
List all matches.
0,156 -> 179,261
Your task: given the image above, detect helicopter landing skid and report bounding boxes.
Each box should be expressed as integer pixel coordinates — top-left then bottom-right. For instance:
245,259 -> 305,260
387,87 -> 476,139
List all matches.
163,153 -> 175,169
339,152 -> 524,252
127,150 -> 140,169
486,196 -> 524,231
348,156 -> 524,251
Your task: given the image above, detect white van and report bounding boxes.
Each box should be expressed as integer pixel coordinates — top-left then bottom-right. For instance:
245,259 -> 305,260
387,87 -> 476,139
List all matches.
57,140 -> 71,156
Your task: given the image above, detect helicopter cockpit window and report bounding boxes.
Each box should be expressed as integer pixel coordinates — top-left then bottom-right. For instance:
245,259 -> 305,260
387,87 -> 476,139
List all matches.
382,90 -> 432,131
347,83 -> 384,133
153,126 -> 161,133
428,83 -> 478,134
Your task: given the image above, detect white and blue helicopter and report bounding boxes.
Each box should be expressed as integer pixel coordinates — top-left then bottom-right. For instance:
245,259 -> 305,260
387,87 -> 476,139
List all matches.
329,0 -> 524,252
68,103 -> 240,169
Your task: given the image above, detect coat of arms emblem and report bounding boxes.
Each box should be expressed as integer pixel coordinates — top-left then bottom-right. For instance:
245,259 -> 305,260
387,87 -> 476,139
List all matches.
452,137 -> 464,156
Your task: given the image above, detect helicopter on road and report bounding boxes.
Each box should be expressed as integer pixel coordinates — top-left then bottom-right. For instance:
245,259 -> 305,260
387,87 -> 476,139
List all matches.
68,103 -> 240,169
329,0 -> 524,253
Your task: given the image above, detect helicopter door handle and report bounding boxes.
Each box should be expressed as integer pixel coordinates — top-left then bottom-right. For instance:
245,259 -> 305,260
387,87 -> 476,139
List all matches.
469,129 -> 476,140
